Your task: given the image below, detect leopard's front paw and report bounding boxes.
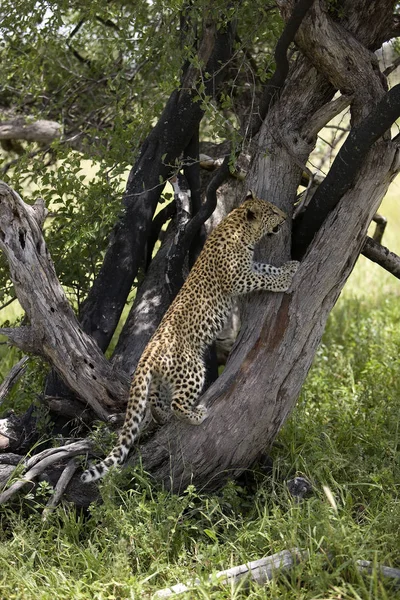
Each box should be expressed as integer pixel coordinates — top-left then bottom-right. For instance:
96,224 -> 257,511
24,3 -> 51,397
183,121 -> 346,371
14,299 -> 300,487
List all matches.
283,260 -> 300,276
275,261 -> 300,292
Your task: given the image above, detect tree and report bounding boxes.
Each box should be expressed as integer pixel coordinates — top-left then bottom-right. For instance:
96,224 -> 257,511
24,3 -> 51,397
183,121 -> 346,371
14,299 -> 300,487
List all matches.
1,0 -> 400,507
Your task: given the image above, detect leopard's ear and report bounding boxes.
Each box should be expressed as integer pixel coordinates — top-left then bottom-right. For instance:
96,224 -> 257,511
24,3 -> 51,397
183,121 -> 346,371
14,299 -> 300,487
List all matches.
245,189 -> 256,200
246,207 -> 257,221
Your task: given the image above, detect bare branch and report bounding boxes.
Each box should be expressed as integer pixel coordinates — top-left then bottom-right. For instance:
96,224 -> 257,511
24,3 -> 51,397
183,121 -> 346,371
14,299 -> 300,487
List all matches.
252,0 -> 315,134
306,94 -> 353,139
0,182 -> 129,419
0,440 -> 92,505
0,357 -> 29,406
165,175 -> 192,296
42,458 -> 79,519
0,118 -> 62,144
154,551 -> 400,598
362,236 -> 400,278
79,16 -> 237,352
293,83 -> 400,257
0,327 -> 43,355
154,549 -> 305,598
180,153 -> 232,249
199,153 -> 245,179
145,202 -> 176,270
356,560 -> 400,583
280,0 -> 386,124
45,396 -> 94,424
371,213 -> 387,243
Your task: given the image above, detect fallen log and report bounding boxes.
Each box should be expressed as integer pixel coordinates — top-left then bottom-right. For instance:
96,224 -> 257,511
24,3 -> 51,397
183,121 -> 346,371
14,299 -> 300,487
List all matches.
154,548 -> 305,598
153,550 -> 400,598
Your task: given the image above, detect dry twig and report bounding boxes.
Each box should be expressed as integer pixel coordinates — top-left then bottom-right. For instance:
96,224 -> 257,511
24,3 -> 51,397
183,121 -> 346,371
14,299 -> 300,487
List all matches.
0,440 -> 92,505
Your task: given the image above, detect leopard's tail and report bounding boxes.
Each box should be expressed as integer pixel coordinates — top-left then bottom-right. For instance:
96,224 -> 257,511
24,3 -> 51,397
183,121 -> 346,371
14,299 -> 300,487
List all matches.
81,367 -> 152,483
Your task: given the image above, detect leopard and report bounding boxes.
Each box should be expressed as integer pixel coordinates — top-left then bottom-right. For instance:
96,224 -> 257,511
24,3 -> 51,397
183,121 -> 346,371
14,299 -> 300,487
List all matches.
81,192 -> 299,483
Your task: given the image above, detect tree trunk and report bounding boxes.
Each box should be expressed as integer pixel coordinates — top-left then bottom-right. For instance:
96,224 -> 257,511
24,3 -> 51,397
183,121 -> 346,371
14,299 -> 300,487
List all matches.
132,0 -> 400,491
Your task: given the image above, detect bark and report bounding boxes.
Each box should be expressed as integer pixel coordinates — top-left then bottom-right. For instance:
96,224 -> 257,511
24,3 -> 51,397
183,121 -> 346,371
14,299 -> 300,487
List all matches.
154,549 -> 305,597
253,0 -> 315,134
0,357 -> 29,405
1,0 -> 399,506
293,84 -> 400,257
111,180 -> 192,376
137,143 -> 398,493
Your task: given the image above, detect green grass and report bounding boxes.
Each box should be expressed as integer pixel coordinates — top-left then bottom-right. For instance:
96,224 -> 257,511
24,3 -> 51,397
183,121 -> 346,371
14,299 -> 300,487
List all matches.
1,298 -> 400,599
0,180 -> 399,598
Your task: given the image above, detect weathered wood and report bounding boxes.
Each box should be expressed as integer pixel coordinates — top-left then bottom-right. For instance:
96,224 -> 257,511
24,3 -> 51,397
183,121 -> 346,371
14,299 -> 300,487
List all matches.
42,458 -> 79,519
45,396 -> 94,424
0,181 -> 130,419
154,551 -> 400,598
79,16 -> 236,352
0,440 -> 92,505
0,118 -> 62,144
0,454 -> 22,488
0,356 -> 29,406
356,560 -> 400,584
154,548 -> 305,598
371,214 -> 388,243
1,0 -> 399,508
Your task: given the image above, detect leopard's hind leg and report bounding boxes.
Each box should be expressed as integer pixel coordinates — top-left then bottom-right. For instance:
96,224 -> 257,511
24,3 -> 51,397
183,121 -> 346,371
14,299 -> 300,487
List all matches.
167,356 -> 208,424
81,366 -> 152,483
149,375 -> 171,424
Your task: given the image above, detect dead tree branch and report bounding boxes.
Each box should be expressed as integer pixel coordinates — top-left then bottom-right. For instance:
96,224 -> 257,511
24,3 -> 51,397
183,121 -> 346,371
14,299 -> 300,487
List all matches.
154,549 -> 400,598
293,84 -> 400,258
0,182 -> 129,419
371,213 -> 387,243
79,16 -> 237,352
132,0 -> 400,494
0,357 -> 29,406
0,118 -> 62,144
42,458 -> 79,519
0,440 -> 92,505
362,237 -> 400,278
252,0 -> 315,135
154,549 -> 305,598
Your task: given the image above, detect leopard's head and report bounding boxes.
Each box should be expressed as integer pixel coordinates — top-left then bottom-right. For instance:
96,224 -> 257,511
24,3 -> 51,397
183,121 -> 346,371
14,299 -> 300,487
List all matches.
240,191 -> 287,242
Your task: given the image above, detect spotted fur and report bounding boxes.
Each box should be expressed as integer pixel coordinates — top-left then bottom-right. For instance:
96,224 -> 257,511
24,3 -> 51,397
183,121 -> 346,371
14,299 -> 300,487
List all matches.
81,194 -> 299,482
